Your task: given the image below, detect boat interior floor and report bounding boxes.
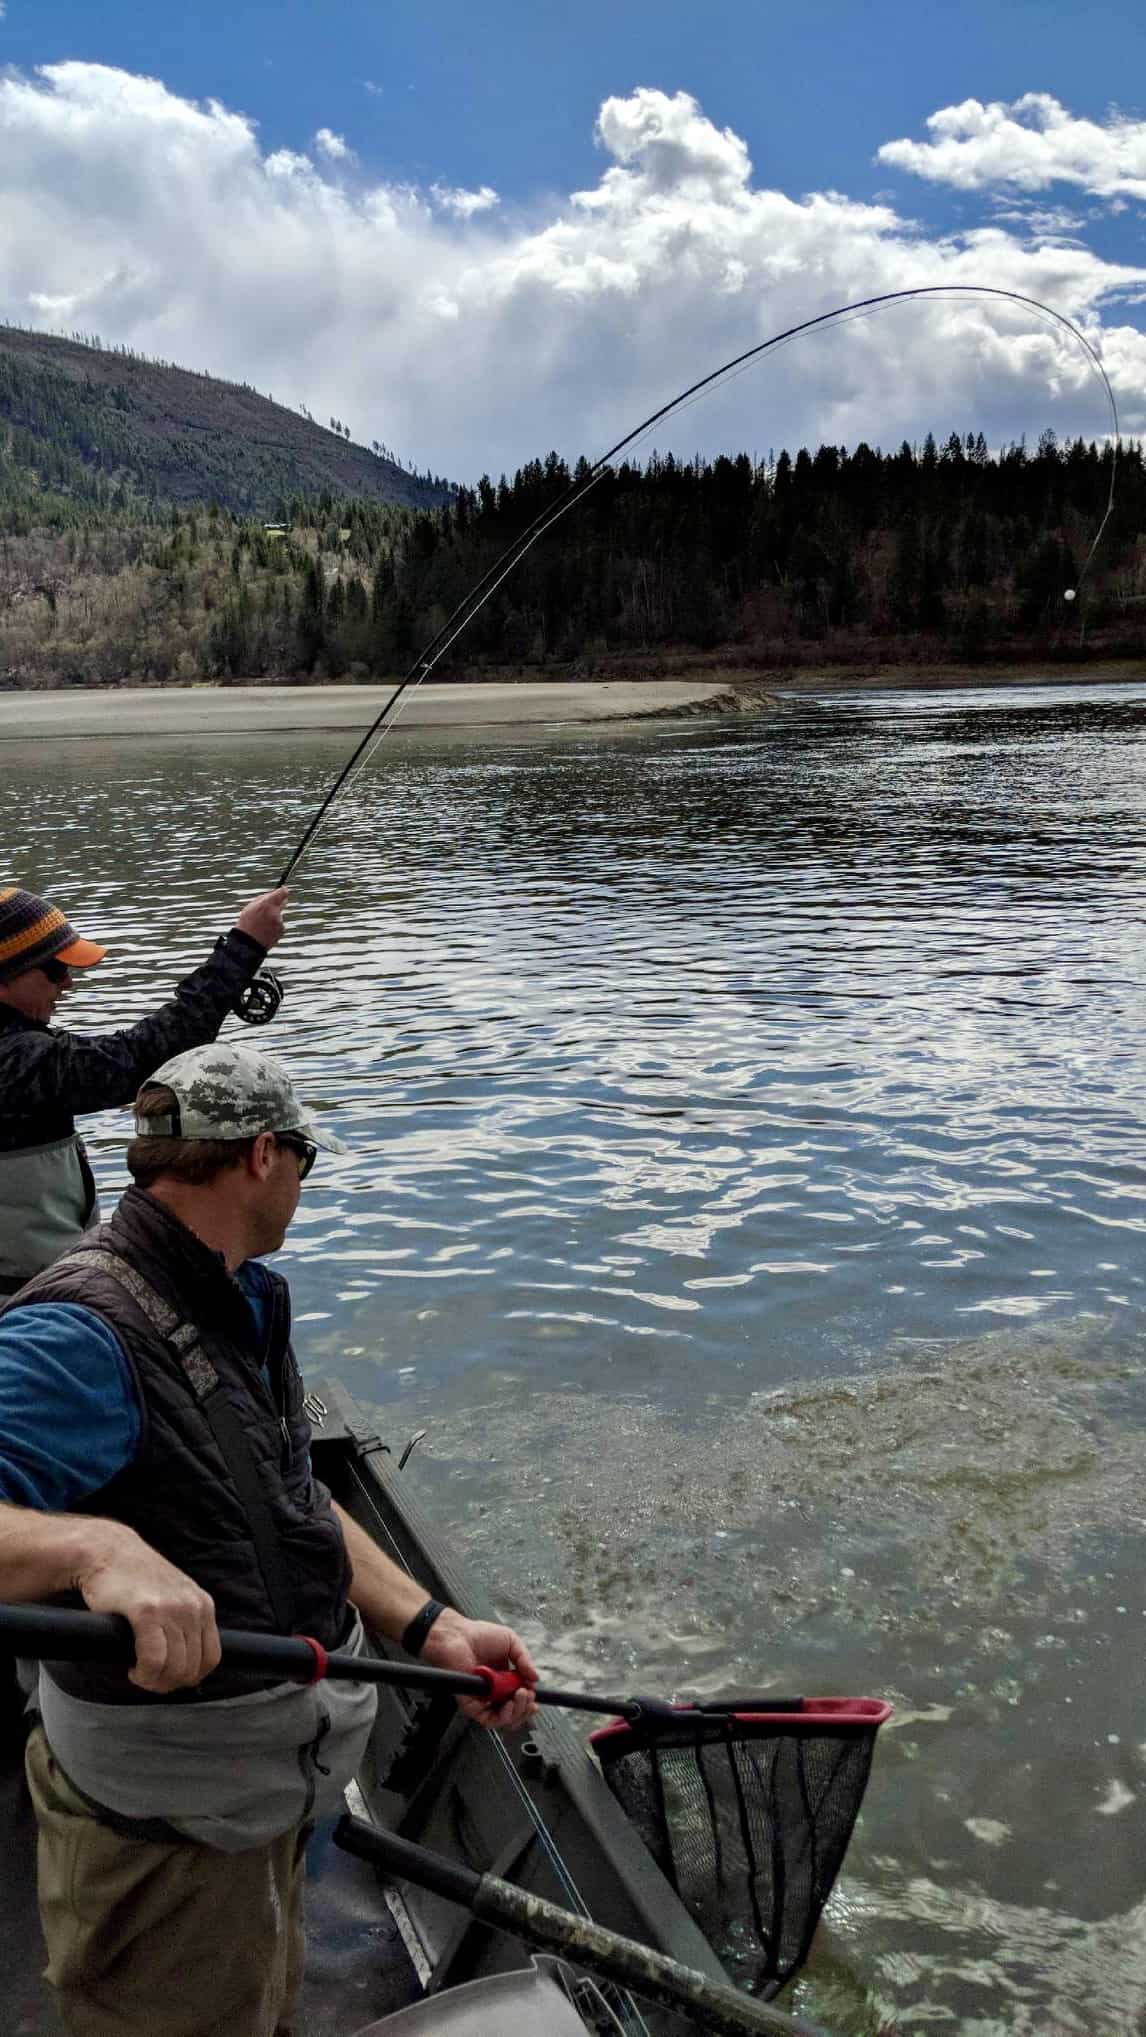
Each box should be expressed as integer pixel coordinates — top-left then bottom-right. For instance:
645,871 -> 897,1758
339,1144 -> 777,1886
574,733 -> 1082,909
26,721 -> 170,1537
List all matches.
1,1731 -> 423,2036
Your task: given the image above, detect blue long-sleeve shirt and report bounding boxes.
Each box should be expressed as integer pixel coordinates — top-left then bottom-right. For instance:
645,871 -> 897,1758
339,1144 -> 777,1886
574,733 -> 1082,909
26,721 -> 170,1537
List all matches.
0,1263 -> 272,1510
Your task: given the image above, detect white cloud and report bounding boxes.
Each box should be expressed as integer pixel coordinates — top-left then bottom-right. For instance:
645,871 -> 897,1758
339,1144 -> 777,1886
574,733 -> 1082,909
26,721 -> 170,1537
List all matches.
430,182 -> 499,218
989,202 -> 1089,241
265,147 -> 315,181
363,80 -> 381,98
1,65 -> 1144,481
590,87 -> 752,201
880,95 -> 1146,203
314,126 -> 350,162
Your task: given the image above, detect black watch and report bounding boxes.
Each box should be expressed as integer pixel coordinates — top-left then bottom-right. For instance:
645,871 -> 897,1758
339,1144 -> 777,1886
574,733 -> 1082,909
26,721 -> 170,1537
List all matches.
401,1597 -> 446,1657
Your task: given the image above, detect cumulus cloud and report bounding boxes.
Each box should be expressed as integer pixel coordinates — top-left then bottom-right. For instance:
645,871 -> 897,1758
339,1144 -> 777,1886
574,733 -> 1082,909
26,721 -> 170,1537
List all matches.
989,203 -> 1089,240
880,95 -> 1146,203
589,87 -> 752,201
430,182 -> 499,217
314,127 -> 351,162
0,65 -> 1143,479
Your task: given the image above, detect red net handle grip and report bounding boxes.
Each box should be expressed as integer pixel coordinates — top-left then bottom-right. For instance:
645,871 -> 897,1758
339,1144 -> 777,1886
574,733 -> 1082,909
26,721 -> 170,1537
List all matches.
290,1643 -> 532,1709
291,1643 -> 526,1707
474,1665 -> 527,1707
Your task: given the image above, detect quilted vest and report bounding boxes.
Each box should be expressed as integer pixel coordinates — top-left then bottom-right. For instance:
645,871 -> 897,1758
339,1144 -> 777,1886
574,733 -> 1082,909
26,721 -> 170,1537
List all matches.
0,1184 -> 351,1704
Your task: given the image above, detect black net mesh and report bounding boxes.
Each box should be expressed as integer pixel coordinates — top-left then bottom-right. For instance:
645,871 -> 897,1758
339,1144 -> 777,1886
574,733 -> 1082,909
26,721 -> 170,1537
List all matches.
595,1711 -> 879,1998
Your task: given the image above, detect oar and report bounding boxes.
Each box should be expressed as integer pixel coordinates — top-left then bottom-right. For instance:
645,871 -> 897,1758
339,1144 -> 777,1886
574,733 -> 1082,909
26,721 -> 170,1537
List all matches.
335,1815 -> 827,2037
0,1602 -> 801,1723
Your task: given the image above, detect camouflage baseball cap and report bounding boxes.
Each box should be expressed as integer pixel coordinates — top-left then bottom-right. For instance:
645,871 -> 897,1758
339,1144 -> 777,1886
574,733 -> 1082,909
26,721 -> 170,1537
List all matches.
135,1043 -> 348,1153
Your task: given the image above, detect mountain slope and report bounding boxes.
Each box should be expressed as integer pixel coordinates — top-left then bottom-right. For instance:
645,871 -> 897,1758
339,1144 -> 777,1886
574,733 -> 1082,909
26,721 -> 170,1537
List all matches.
0,325 -> 449,517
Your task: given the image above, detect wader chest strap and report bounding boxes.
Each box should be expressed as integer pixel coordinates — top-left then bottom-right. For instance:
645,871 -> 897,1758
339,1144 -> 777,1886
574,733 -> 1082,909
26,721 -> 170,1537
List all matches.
59,1248 -> 296,1632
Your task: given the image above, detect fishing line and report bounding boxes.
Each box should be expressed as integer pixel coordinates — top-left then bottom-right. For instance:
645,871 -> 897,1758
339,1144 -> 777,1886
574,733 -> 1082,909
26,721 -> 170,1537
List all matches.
342,1449 -> 654,2033
455,1676 -> 655,2033
277,284 -> 1120,884
342,1456 -> 590,1918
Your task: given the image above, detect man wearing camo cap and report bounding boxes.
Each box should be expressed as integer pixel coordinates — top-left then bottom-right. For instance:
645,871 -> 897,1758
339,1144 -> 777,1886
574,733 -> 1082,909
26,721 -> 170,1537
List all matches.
0,1042 -> 537,2037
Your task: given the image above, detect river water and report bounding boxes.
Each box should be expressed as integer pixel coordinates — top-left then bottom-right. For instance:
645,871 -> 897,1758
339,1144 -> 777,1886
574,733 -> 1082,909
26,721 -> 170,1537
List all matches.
5,681 -> 1146,2033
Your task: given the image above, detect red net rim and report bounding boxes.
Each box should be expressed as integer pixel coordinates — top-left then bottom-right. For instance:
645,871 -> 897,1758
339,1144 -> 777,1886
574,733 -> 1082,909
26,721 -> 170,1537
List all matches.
590,1697 -> 892,1748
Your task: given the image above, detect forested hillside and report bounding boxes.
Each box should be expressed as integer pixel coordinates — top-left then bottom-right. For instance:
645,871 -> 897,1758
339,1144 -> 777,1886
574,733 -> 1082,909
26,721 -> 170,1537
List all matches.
1,414 -> 1143,687
423,433 -> 1144,669
0,325 -> 449,519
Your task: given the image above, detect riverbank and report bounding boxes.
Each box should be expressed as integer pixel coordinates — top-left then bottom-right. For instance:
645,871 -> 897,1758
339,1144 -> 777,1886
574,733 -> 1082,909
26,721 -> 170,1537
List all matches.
539,650 -> 1146,695
2,662 -> 1143,741
0,676 -> 753,741
765,655 -> 1146,693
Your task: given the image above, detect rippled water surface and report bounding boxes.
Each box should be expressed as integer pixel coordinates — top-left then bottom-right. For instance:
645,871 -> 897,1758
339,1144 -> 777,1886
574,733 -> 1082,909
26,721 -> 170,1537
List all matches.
6,681 -> 1146,2033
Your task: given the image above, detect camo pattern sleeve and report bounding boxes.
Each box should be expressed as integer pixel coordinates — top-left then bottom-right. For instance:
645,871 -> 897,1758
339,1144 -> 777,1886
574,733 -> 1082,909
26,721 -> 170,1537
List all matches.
0,929 -> 268,1147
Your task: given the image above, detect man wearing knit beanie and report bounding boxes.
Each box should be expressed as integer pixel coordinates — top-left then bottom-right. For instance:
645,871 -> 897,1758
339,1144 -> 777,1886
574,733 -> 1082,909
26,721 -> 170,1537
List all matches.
0,883 -> 288,1296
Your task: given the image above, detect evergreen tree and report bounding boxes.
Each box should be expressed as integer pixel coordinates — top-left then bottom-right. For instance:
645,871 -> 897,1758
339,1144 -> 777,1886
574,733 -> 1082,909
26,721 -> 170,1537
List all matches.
297,557 -> 327,670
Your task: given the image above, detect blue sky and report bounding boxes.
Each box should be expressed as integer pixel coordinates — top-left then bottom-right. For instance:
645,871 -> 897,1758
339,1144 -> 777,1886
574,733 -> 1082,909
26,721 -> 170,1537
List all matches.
5,0 -> 1145,218
2,1 -> 1146,476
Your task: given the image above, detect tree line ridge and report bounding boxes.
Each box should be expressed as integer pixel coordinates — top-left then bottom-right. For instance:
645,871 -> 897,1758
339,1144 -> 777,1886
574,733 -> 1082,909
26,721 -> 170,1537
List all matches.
0,323 -> 1142,687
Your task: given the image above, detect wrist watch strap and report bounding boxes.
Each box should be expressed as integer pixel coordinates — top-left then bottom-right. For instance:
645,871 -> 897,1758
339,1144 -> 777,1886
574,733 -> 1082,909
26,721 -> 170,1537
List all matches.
401,1597 -> 446,1657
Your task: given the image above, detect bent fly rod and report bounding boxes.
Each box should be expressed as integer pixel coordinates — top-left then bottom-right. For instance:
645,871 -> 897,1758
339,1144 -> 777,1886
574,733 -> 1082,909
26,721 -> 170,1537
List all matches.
277,283 -> 1121,887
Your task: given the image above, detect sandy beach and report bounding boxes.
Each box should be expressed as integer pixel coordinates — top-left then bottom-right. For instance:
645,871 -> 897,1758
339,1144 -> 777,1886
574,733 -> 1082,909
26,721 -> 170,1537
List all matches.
0,678 -> 740,740
4,666 -> 1140,743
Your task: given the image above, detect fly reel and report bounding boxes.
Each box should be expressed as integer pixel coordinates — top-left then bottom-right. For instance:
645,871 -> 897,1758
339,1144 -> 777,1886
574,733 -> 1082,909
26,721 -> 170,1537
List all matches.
233,968 -> 285,1026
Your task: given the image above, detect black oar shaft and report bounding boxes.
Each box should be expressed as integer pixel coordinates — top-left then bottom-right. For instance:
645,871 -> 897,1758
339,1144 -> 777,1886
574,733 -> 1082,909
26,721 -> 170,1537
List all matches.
335,1813 -> 482,1907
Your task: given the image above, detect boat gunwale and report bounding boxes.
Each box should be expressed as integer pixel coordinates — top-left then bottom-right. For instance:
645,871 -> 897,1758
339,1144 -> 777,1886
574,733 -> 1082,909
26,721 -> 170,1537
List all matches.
311,1377 -> 732,2017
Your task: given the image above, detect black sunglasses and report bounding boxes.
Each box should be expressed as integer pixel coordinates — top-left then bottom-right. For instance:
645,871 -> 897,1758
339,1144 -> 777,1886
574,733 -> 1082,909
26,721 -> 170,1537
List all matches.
40,957 -> 71,985
275,1132 -> 317,1181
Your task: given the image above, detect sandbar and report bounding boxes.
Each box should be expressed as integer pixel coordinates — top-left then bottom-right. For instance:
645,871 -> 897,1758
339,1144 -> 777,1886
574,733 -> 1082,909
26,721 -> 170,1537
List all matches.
0,678 -> 737,741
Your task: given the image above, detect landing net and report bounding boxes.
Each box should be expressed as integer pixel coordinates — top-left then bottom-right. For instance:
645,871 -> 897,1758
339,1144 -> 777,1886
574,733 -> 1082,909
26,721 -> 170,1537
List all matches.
593,1698 -> 890,1999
